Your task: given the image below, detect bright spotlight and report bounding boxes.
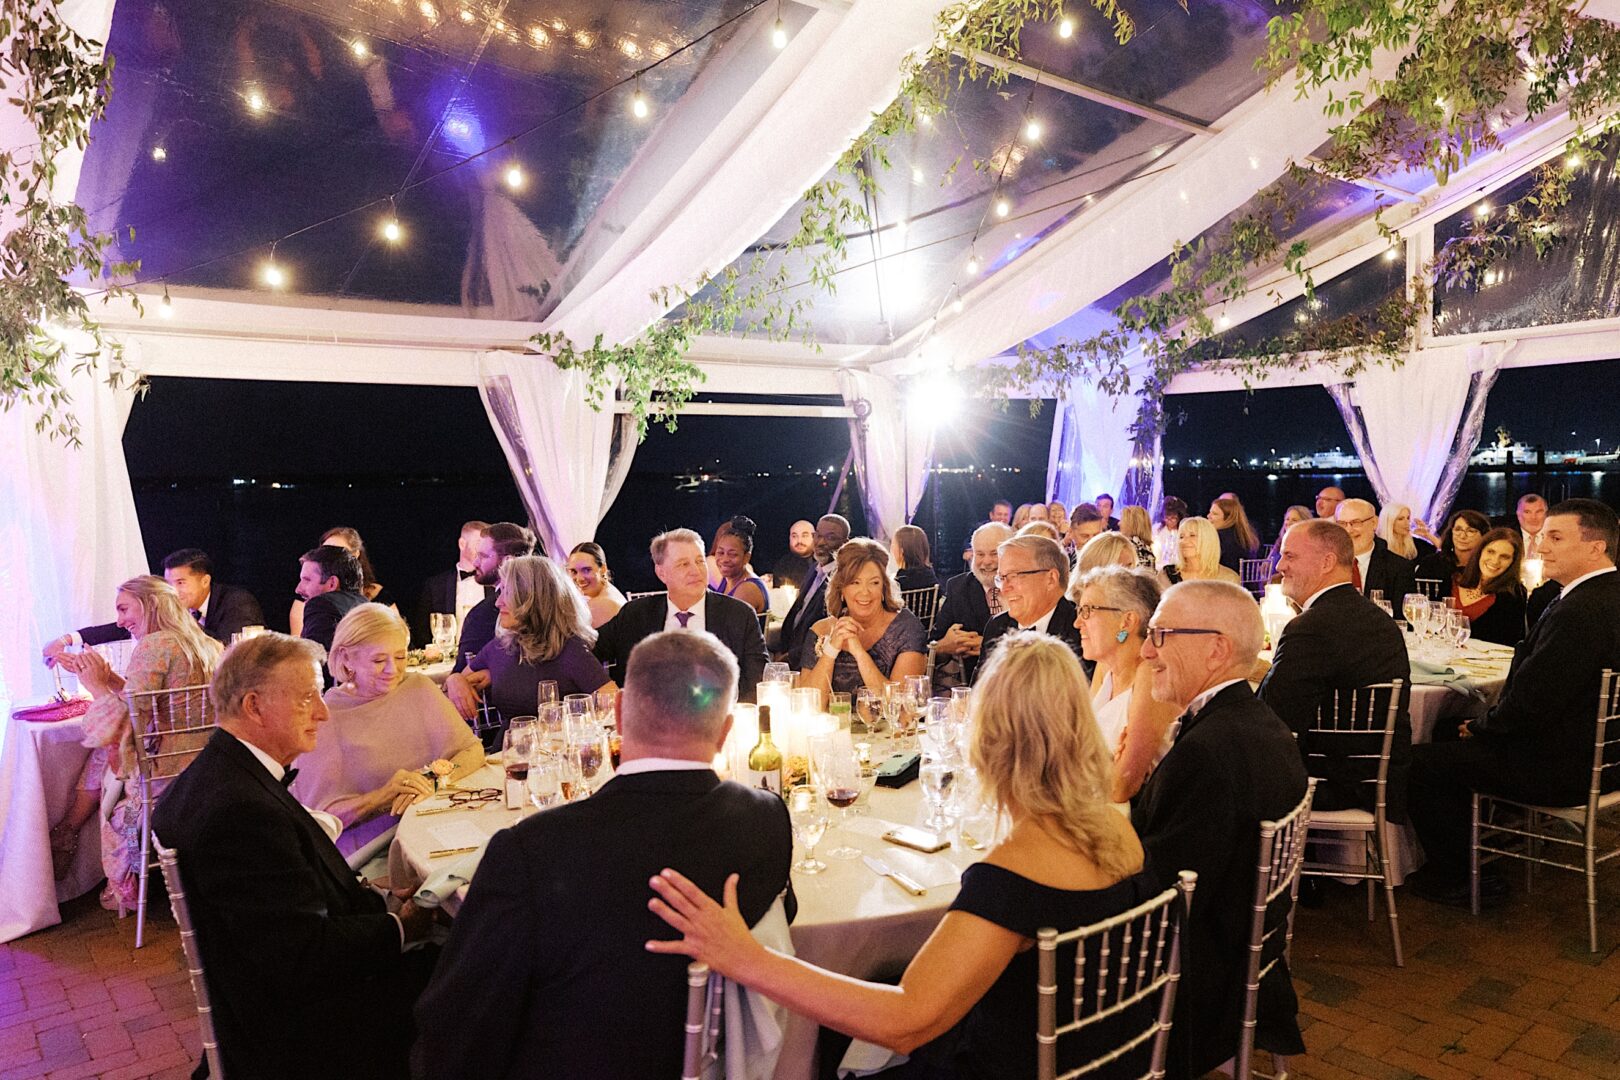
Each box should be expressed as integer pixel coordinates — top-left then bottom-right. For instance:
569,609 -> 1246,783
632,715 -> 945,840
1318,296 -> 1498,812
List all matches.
908,378 -> 964,427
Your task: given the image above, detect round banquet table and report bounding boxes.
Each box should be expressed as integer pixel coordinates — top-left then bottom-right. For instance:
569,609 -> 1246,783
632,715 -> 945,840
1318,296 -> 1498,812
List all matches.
389,763 -> 981,1080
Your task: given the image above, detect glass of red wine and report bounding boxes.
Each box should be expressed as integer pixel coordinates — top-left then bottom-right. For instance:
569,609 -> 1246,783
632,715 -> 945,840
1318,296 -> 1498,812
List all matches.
814,739 -> 863,860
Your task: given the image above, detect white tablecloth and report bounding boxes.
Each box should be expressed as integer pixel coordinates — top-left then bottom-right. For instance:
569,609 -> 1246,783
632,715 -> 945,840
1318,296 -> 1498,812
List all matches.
389,766 -> 977,1080
0,714 -> 105,943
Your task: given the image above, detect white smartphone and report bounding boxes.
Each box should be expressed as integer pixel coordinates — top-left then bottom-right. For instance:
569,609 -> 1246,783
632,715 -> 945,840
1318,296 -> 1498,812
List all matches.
883,825 -> 951,854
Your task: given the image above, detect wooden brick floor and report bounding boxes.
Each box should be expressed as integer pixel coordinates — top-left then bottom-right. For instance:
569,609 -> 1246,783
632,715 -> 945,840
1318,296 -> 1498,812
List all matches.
2,871 -> 1617,1078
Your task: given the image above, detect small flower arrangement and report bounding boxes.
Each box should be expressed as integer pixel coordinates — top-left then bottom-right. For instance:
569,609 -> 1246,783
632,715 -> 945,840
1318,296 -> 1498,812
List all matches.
422,758 -> 456,791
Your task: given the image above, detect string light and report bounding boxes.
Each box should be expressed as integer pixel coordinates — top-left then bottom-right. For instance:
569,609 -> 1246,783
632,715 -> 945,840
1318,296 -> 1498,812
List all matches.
1058,15 -> 1075,38
151,146 -> 167,162
1567,152 -> 1584,168
966,252 -> 980,274
631,77 -> 650,119
1383,245 -> 1399,261
159,287 -> 174,318
419,2 -> 436,17
1218,312 -> 1231,328
530,25 -> 549,46
380,199 -> 403,244
350,39 -> 370,59
771,1 -> 788,48
246,88 -> 267,114
458,7 -> 474,23
261,244 -> 287,289
995,198 -> 1010,217
952,290 -> 964,314
891,218 -> 908,237
504,163 -> 525,190
1024,117 -> 1042,141
911,166 -> 924,184
1474,201 -> 1490,218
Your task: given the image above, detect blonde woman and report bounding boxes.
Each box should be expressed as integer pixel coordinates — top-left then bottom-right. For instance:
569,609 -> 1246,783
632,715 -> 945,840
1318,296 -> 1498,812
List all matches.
646,634 -> 1148,1078
1072,567 -> 1181,802
290,604 -> 483,854
1377,503 -> 1436,563
798,538 -> 926,698
446,556 -> 612,726
1116,505 -> 1157,568
1075,531 -> 1137,574
1172,517 -> 1240,584
1046,500 -> 1070,535
1010,503 -> 1034,530
1017,519 -> 1061,542
53,576 -> 222,911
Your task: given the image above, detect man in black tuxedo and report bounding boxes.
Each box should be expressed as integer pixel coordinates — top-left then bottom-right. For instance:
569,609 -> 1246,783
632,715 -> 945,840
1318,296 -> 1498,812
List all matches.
152,634 -> 434,1079
595,528 -> 768,700
412,519 -> 488,647
1335,498 -> 1416,602
415,629 -> 793,1078
778,514 -> 850,670
446,521 -> 536,700
1094,494 -> 1122,532
1260,519 -> 1412,819
295,545 -> 367,657
974,534 -> 1082,681
42,548 -> 264,663
929,521 -> 1012,688
1134,580 -> 1309,1079
1407,498 -> 1620,908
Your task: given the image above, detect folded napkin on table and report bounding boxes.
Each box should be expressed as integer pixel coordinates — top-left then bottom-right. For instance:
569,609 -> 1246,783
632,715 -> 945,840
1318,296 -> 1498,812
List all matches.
413,848 -> 485,909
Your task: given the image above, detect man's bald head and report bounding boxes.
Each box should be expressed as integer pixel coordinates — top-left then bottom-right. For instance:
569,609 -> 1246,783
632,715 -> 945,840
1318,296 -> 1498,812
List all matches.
1334,498 -> 1379,555
1142,581 -> 1264,706
1316,486 -> 1347,519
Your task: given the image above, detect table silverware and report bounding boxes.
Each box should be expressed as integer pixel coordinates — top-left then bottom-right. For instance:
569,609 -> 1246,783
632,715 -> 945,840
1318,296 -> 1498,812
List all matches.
863,854 -> 926,896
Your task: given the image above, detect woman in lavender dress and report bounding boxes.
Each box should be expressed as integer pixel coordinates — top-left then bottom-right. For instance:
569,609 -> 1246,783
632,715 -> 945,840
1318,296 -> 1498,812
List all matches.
797,538 -> 927,698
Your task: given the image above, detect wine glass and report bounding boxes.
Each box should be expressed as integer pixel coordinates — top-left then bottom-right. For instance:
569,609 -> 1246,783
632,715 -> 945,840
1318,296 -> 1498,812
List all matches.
1401,593 -> 1427,628
854,688 -> 882,736
787,785 -> 829,874
852,759 -> 879,816
430,614 -> 457,660
814,743 -> 863,860
526,754 -> 563,810
1450,611 -> 1472,650
537,702 -> 566,754
572,724 -> 606,789
537,680 -> 560,709
920,753 -> 957,833
502,719 -> 536,809
563,693 -> 594,727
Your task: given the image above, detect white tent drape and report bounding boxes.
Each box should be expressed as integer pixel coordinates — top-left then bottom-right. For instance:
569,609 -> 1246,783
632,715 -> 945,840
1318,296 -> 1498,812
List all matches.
0,359 -> 148,712
476,352 -> 635,560
836,370 -> 931,541
1326,344 -> 1507,525
1046,380 -> 1158,510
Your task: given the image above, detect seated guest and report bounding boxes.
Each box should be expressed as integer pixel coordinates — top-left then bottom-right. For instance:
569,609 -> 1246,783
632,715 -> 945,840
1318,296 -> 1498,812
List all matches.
1315,485 -> 1346,519
976,535 -> 1082,678
1407,499 -> 1620,907
414,520 -> 488,646
1377,503 -> 1436,564
1018,519 -> 1061,542
1169,517 -> 1240,585
1072,566 -> 1180,802
1495,492 -> 1549,559
1118,505 -> 1159,568
1258,520 -> 1411,818
779,515 -> 851,670
153,634 -> 435,1078
798,538 -> 927,698
448,556 -> 612,726
1335,498 -> 1417,601
1095,492 -> 1121,531
772,519 -> 817,591
929,522 -> 1012,688
711,515 -> 769,614
1209,495 -> 1262,573
705,518 -> 759,591
1010,502 -> 1034,530
645,634 -> 1150,1080
1076,530 -> 1138,574
50,576 -> 222,910
890,523 -> 939,593
1047,500 -> 1070,535
417,630 -> 793,1078
1066,501 -> 1107,553
1452,528 -> 1528,646
1415,508 -> 1490,585
290,526 -> 399,637
988,499 -> 1013,525
449,522 -> 536,680
291,604 -> 483,856
296,545 -> 367,656
566,541 -> 628,628
596,529 -> 767,699
1135,581 -> 1309,1077
42,548 -> 262,662
1153,496 -> 1187,569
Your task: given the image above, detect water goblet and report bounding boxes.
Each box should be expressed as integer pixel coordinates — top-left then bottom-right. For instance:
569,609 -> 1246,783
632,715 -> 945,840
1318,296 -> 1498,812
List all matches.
525,754 -> 563,810
920,754 -> 957,833
787,785 -> 829,874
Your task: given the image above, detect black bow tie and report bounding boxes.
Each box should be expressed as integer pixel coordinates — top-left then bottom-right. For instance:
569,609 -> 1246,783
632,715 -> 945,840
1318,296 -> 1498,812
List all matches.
280,767 -> 299,788
459,569 -> 476,580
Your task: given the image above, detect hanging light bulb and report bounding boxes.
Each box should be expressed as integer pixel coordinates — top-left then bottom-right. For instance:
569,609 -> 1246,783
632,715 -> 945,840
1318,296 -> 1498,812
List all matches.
381,199 -> 404,244
1217,312 -> 1231,329
350,38 -> 370,59
631,79 -> 650,119
1025,117 -> 1042,141
891,218 -> 908,237
966,252 -> 980,274
1567,152 -> 1584,168
1474,201 -> 1490,218
1059,15 -> 1075,38
504,163 -> 525,190
1383,245 -> 1399,261
911,166 -> 924,184
952,291 -> 964,314
151,145 -> 167,162
246,88 -> 267,114
159,287 -> 174,319
261,251 -> 286,289
771,1 -> 788,50
995,198 -> 1010,218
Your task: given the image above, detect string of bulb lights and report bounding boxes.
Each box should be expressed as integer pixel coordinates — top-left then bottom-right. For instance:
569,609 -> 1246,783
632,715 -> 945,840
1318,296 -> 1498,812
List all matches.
147,0 -> 787,317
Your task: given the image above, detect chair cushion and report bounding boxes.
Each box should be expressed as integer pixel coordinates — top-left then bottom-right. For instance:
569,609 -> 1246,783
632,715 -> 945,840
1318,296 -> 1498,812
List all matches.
1308,808 -> 1375,828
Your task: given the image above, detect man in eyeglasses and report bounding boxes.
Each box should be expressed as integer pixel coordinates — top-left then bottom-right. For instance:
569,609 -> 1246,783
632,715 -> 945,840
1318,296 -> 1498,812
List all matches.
1132,581 -> 1308,1080
1335,497 -> 1415,600
972,534 -> 1082,681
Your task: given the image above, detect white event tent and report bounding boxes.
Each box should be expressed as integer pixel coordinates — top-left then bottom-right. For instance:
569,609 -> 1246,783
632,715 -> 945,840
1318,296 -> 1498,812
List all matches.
5,0 -> 1620,709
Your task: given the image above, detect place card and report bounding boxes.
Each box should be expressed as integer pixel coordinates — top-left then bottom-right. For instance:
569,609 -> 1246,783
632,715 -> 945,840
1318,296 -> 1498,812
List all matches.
428,820 -> 488,852
880,846 -> 962,890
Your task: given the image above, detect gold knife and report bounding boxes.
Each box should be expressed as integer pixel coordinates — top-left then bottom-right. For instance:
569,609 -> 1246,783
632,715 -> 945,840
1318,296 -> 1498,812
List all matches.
863,854 -> 926,895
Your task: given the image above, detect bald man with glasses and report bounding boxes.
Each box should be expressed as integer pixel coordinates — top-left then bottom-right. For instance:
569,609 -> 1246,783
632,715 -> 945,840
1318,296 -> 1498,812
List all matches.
1335,498 -> 1416,600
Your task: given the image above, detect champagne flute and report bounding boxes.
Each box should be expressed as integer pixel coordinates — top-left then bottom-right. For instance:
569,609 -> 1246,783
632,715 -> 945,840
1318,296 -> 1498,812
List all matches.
787,785 -> 829,874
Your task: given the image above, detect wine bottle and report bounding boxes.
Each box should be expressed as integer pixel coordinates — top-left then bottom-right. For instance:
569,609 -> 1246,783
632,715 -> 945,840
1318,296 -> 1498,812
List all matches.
746,705 -> 784,796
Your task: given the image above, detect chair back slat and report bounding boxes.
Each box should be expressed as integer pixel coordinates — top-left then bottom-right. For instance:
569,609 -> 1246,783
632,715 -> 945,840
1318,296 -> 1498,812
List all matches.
1305,681 -> 1403,809
1239,559 -> 1271,597
154,838 -> 225,1079
1237,779 -> 1316,1079
126,683 -> 217,783
1036,871 -> 1196,1080
681,962 -> 713,1080
1413,578 -> 1445,600
1589,670 -> 1620,806
627,589 -> 667,602
901,586 -> 941,626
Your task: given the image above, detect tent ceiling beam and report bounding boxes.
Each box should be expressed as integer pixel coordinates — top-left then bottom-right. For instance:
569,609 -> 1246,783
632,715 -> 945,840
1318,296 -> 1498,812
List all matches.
951,48 -> 1215,138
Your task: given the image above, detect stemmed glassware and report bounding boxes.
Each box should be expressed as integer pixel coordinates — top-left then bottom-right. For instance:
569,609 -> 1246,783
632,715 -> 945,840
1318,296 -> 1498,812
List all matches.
526,754 -> 563,810
920,752 -> 957,833
537,680 -> 560,710
537,702 -> 566,755
429,613 -> 457,660
1449,611 -> 1472,650
787,785 -> 829,874
502,719 -> 536,809
812,739 -> 863,860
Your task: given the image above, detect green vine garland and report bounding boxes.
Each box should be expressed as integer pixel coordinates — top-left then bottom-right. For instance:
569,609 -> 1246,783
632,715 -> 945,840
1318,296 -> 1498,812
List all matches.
0,2 -> 139,445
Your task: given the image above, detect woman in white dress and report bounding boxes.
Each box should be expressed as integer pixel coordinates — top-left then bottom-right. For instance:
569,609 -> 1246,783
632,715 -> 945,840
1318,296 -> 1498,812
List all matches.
1070,565 -> 1182,802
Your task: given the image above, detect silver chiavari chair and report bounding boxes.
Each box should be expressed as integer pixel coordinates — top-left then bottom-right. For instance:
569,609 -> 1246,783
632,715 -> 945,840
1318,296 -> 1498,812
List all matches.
1238,559 -> 1272,598
626,589 -> 668,602
1236,778 -> 1316,1080
153,836 -> 224,1079
1036,871 -> 1197,1080
681,961 -> 724,1080
1471,669 -> 1620,953
1412,577 -> 1446,601
900,585 -> 941,627
126,682 -> 218,948
1299,681 -> 1405,966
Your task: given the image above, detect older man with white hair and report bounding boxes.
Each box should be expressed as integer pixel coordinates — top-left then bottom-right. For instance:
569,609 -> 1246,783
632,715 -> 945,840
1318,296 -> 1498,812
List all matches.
1335,497 -> 1416,600
928,520 -> 1012,687
1132,581 -> 1308,1079
973,534 -> 1083,681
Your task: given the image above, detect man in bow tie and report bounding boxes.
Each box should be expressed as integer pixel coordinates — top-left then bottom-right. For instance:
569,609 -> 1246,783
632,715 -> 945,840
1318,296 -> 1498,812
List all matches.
1131,581 -> 1308,1079
412,520 -> 489,647
153,634 -> 435,1079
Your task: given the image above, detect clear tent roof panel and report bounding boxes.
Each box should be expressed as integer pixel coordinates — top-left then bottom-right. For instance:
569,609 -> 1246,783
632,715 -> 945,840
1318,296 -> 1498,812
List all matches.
76,0 -> 763,316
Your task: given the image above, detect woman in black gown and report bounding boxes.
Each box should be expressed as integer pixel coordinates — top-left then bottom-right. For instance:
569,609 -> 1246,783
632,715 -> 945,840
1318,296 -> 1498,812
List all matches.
646,634 -> 1152,1080
1451,528 -> 1528,646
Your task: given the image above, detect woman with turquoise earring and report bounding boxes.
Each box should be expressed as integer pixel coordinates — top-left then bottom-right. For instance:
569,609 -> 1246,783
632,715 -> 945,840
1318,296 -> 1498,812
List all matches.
1071,564 -> 1183,803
